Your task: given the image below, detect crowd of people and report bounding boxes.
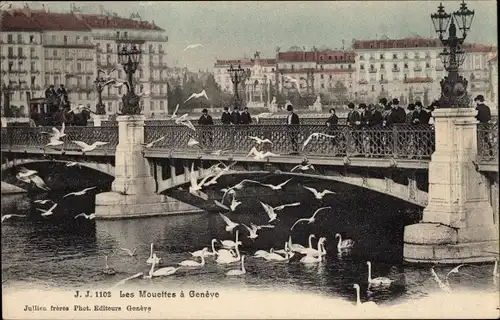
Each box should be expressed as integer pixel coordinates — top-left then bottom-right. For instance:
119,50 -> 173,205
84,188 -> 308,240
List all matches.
195,95 -> 492,157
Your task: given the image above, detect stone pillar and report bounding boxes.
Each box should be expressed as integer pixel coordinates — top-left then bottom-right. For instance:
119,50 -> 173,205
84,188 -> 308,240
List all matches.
403,108 -> 499,264
95,115 -> 200,219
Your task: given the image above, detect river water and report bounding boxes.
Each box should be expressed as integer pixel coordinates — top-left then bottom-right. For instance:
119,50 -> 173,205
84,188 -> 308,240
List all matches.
2,182 -> 498,313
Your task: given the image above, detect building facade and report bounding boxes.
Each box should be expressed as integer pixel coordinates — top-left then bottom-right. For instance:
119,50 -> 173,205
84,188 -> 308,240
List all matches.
0,9 -> 168,117
486,52 -> 498,110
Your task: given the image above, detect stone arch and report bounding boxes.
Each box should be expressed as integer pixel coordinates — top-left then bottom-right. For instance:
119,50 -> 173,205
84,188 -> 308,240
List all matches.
1,159 -> 115,177
158,168 -> 428,207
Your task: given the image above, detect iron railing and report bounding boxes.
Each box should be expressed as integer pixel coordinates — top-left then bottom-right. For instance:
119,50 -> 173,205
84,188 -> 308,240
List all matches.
143,124 -> 436,159
477,122 -> 499,162
0,126 -> 118,152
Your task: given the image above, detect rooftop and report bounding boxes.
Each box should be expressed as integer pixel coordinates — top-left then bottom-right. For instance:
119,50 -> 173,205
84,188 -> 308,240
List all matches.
0,9 -> 164,32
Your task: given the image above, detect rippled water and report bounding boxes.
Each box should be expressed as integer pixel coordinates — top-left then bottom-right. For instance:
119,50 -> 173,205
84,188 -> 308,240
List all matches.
1,188 -> 498,309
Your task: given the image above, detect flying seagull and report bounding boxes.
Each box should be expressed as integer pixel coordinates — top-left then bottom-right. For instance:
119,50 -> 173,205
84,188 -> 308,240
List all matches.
184,90 -> 209,103
183,44 -> 205,52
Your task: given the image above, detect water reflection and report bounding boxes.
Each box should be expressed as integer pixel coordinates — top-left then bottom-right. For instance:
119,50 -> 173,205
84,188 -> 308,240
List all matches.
1,191 -> 498,309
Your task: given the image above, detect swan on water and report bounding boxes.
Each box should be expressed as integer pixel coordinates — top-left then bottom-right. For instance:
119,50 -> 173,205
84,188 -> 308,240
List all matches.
290,234 -> 315,253
301,237 -> 327,257
273,243 -> 295,259
254,250 -> 270,259
220,230 -> 242,249
103,256 -> 116,275
367,261 -> 393,287
335,233 -> 355,252
290,206 -> 331,231
216,243 -> 241,264
179,248 -> 208,267
145,259 -> 179,278
192,239 -> 218,258
226,255 -> 246,276
146,243 -> 161,265
353,284 -> 378,308
264,242 -> 289,261
300,238 -> 326,264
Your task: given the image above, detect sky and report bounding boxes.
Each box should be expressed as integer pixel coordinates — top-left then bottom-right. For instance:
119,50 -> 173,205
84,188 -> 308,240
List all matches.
13,1 -> 499,71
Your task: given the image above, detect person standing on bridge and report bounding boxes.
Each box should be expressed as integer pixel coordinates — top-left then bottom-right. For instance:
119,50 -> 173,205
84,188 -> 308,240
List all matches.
198,108 -> 214,147
346,102 -> 361,155
286,104 -> 300,154
474,95 -> 491,124
240,107 -> 252,125
325,108 -> 339,155
221,107 -> 231,124
230,106 -> 241,125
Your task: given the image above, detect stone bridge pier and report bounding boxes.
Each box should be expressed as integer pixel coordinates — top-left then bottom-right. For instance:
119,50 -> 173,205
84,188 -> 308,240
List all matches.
403,109 -> 499,264
94,115 -> 201,219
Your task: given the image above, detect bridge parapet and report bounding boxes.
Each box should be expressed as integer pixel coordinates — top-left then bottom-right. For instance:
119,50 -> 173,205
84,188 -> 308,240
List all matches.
1,126 -> 118,152
477,122 -> 499,163
144,124 -> 436,159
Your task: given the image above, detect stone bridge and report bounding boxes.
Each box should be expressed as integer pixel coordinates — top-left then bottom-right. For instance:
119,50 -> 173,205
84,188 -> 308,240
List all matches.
1,111 -> 498,264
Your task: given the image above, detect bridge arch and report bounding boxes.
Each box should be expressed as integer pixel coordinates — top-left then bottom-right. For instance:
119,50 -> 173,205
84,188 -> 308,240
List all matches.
1,159 -> 115,177
157,168 -> 428,207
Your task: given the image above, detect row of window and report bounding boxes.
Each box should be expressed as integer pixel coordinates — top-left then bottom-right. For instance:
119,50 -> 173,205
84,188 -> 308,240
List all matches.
360,62 -> 436,71
359,52 -> 432,60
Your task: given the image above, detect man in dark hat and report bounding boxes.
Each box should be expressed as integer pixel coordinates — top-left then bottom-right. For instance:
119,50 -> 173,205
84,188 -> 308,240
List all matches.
221,106 -> 231,124
412,101 -> 430,125
240,107 -> 252,125
406,103 -> 415,123
230,106 -> 241,125
198,108 -> 214,147
346,102 -> 361,127
286,104 -> 300,154
346,102 -> 361,154
386,98 -> 406,126
474,95 -> 491,124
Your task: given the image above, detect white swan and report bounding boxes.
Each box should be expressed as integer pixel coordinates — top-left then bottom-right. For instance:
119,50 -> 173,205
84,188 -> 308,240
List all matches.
216,243 -> 241,264
301,237 -> 327,257
178,248 -> 207,267
292,234 -> 316,253
254,250 -> 270,259
146,243 -> 161,265
300,238 -> 326,264
265,243 -> 289,261
367,261 -> 393,287
226,255 -> 246,276
335,233 -> 355,252
220,230 -> 242,249
192,239 -> 217,258
273,242 -> 295,259
145,259 -> 179,278
353,284 -> 378,308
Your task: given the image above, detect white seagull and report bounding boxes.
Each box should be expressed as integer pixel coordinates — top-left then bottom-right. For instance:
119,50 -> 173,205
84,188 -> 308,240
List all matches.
273,202 -> 301,211
303,186 -> 336,199
45,123 -> 66,146
74,213 -> 96,220
302,132 -> 337,151
219,213 -> 239,232
183,44 -> 205,52
16,170 -> 50,191
142,136 -> 166,148
34,199 -> 52,204
1,214 -> 26,223
65,161 -> 79,167
178,118 -> 196,131
63,186 -> 97,198
290,163 -> 315,172
256,178 -> 293,190
221,179 -> 261,202
72,140 -> 109,153
242,223 -> 274,240
17,167 -> 38,179
36,203 -> 58,217
214,194 -> 241,212
246,147 -> 280,160
444,264 -> 466,286
188,162 -> 214,194
184,90 -> 209,103
290,206 -> 331,231
170,104 -> 180,119
187,137 -> 202,148
260,201 -> 288,223
248,136 -> 273,145
69,104 -> 95,115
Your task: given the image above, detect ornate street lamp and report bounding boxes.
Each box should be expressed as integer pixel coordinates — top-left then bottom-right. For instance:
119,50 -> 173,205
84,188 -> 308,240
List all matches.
431,1 -> 475,108
93,70 -> 116,115
117,44 -> 142,115
227,64 -> 251,108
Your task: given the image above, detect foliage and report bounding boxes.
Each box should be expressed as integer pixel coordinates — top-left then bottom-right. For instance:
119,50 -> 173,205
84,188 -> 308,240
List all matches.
331,81 -> 349,105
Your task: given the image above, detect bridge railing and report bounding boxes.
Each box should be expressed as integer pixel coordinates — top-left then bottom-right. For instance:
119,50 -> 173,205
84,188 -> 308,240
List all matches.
0,126 -> 119,152
477,121 -> 499,163
144,124 -> 436,159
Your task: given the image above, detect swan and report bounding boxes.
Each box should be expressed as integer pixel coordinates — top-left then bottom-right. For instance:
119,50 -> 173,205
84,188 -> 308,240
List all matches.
102,256 -> 116,275
273,242 -> 295,259
146,243 -> 161,265
178,248 -> 207,267
291,234 -> 316,253
301,237 -> 327,257
300,238 -> 326,264
220,230 -> 242,249
216,242 -> 241,264
265,243 -> 289,261
353,284 -> 378,308
192,239 -> 217,258
145,259 -> 179,278
367,261 -> 393,287
335,233 -> 355,252
226,255 -> 246,276
254,250 -> 270,258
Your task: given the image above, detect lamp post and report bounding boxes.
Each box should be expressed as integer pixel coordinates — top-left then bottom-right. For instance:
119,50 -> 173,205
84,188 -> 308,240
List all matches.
93,70 -> 115,115
117,45 -> 142,115
227,64 -> 251,108
431,1 -> 475,108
